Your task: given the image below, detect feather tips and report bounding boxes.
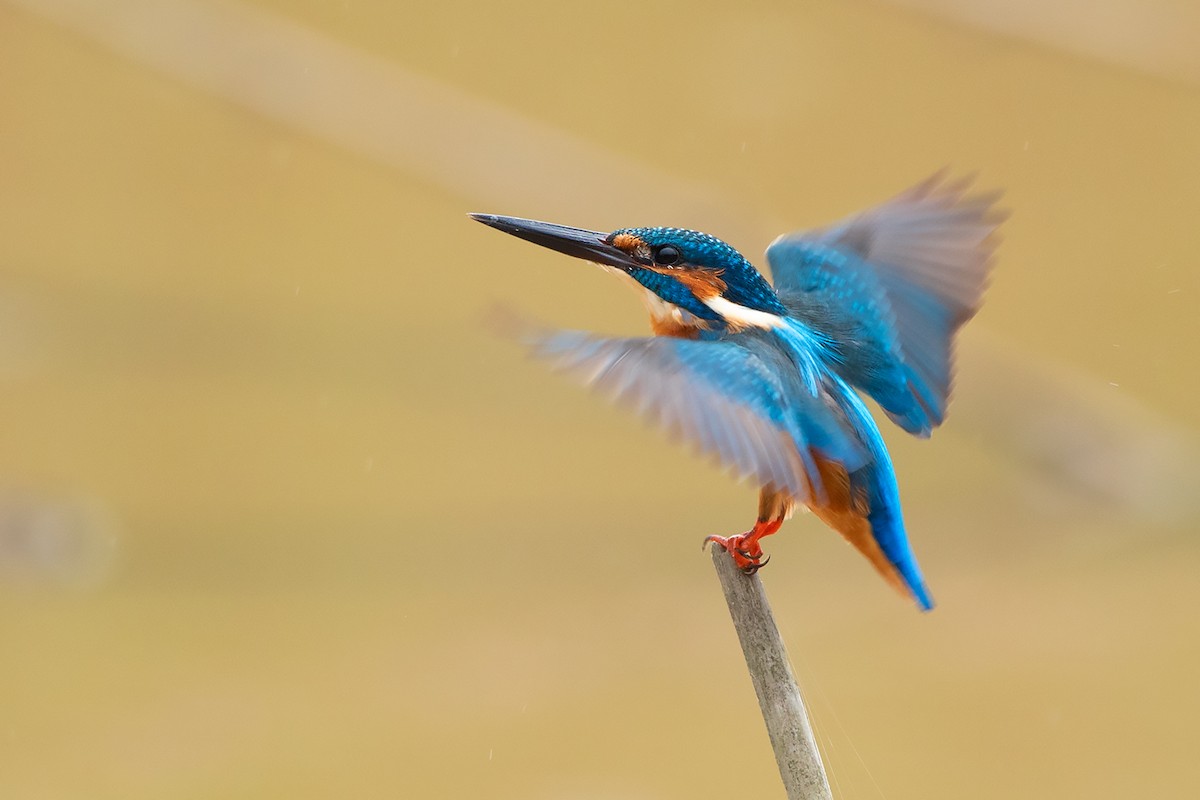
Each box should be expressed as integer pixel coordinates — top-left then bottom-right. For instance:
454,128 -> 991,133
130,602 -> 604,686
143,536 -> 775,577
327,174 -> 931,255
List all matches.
522,328 -> 847,503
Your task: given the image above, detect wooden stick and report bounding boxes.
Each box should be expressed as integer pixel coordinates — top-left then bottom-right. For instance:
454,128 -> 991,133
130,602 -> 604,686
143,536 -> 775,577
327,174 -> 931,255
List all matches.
710,547 -> 833,800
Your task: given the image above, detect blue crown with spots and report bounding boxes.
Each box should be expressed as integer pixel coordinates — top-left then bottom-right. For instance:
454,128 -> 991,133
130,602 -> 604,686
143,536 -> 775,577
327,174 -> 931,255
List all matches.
616,227 -> 787,317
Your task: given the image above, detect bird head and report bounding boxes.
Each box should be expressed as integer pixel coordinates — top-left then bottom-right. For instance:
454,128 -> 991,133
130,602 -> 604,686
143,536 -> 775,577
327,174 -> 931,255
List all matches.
470,214 -> 788,331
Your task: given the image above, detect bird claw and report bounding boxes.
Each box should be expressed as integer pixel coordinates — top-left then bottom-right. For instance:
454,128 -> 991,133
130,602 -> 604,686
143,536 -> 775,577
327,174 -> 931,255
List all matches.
704,533 -> 769,574
741,554 -> 770,575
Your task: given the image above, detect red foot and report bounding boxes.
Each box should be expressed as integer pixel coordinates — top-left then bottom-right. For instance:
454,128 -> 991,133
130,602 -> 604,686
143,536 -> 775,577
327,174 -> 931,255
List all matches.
704,519 -> 782,575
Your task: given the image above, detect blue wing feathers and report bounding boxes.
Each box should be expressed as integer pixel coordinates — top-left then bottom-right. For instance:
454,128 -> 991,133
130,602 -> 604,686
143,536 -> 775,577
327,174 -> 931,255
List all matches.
767,174 -> 1004,438
523,327 -> 869,502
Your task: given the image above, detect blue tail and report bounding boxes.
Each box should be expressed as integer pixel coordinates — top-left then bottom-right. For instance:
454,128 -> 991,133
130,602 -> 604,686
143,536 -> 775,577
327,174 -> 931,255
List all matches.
832,376 -> 935,611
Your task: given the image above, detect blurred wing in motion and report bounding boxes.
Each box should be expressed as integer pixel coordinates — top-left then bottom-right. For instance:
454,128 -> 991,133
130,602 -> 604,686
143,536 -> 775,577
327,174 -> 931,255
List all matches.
767,173 -> 1005,437
523,328 -> 870,503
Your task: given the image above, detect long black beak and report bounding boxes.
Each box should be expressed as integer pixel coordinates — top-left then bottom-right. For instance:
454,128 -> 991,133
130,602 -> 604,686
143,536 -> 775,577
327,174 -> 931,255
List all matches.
469,214 -> 635,270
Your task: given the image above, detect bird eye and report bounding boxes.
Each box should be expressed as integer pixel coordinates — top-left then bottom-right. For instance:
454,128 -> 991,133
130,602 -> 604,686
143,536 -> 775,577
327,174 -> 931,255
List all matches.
653,245 -> 681,267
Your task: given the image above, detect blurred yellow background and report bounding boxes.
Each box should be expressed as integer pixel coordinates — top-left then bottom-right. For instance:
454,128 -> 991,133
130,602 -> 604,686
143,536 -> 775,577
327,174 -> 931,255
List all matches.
2,1 -> 1198,798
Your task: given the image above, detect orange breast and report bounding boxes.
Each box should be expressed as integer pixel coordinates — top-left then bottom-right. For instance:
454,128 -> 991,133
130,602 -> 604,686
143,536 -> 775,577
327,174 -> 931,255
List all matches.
807,454 -> 910,600
648,314 -> 703,339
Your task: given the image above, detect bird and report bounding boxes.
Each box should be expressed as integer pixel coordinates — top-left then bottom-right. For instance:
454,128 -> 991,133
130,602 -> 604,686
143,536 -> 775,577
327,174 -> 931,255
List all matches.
471,173 -> 1003,610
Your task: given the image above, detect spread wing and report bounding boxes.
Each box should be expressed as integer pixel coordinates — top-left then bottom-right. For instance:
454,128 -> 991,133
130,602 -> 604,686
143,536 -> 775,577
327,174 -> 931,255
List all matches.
524,328 -> 869,502
767,172 -> 1005,437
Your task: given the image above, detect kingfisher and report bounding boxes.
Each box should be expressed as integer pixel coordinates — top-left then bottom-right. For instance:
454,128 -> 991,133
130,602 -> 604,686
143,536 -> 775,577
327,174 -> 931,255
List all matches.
472,174 -> 1003,610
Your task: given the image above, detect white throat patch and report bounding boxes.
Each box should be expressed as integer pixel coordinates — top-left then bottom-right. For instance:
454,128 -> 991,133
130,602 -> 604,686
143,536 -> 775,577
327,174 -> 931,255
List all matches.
640,290 -> 699,328
702,296 -> 785,330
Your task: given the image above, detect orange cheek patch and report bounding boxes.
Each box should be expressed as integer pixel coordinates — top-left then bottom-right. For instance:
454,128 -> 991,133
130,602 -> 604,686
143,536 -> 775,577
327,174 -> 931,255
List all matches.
670,268 -> 727,300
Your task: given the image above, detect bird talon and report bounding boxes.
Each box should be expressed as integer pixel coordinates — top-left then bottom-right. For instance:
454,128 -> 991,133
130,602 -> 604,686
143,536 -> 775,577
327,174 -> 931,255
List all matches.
741,555 -> 771,576
705,531 -> 773,573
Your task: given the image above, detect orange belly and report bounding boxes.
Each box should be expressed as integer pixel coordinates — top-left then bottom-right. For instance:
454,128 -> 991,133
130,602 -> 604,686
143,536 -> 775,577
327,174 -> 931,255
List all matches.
761,454 -> 909,599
